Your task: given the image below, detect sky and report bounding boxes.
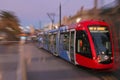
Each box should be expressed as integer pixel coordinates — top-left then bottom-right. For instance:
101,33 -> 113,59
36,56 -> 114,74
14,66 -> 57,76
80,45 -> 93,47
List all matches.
0,0 -> 115,29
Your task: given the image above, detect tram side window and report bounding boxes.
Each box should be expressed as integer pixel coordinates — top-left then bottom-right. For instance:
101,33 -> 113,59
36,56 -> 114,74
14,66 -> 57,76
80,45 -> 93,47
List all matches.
60,32 -> 69,50
44,34 -> 48,44
53,34 -> 56,46
48,35 -> 51,45
76,31 -> 92,58
50,35 -> 54,46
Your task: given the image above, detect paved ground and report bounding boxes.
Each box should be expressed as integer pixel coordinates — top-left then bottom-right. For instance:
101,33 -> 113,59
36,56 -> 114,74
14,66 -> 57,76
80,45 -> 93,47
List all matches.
0,42 -> 120,80
24,43 -> 100,80
0,44 -> 19,80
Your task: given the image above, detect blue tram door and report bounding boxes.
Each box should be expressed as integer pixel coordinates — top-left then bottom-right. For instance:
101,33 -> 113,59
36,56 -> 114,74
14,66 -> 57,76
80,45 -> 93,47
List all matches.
70,31 -> 75,63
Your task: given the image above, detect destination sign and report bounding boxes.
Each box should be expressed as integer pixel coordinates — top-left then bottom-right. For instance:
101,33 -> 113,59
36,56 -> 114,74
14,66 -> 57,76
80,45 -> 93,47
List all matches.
88,26 -> 108,32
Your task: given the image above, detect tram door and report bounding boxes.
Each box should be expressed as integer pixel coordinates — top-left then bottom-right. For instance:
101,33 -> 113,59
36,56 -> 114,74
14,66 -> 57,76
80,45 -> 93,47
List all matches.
70,31 -> 75,63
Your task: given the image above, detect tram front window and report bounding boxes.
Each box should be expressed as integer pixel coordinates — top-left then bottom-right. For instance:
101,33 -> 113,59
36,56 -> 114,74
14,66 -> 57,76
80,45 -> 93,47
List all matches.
91,32 -> 112,56
89,26 -> 112,63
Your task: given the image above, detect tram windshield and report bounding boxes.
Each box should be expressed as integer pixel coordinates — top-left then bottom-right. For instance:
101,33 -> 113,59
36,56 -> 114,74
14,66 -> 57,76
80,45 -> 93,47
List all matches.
89,26 -> 112,56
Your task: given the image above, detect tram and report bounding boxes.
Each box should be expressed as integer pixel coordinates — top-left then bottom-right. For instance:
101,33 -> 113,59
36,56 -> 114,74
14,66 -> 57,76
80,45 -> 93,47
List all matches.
41,20 -> 114,69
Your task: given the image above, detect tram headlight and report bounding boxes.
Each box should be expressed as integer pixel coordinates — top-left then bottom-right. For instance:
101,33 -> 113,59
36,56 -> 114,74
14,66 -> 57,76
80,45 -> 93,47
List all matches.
104,55 -> 109,60
97,54 -> 109,63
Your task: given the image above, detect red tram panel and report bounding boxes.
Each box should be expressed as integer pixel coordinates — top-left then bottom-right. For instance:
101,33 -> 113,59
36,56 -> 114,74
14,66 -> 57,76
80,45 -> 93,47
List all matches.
41,20 -> 114,70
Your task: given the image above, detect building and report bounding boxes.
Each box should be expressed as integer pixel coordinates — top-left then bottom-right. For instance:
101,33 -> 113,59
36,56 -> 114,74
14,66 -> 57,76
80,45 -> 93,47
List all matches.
61,0 -> 102,25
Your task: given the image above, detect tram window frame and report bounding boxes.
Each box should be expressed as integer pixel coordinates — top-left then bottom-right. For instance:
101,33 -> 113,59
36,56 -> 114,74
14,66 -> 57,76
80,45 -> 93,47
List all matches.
70,31 -> 75,51
76,30 -> 92,58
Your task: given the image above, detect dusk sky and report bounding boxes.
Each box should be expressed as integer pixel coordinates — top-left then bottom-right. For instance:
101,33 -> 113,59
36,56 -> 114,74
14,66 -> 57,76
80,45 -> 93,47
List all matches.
0,0 -> 115,28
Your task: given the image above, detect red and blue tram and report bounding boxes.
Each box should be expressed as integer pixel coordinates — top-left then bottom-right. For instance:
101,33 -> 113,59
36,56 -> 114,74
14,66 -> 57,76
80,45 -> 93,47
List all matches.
42,20 -> 114,69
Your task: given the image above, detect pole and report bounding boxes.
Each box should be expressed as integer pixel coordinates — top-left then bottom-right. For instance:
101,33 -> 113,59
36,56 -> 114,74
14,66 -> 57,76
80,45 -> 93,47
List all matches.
39,20 -> 41,29
57,3 -> 62,55
47,13 -> 55,29
59,3 -> 61,27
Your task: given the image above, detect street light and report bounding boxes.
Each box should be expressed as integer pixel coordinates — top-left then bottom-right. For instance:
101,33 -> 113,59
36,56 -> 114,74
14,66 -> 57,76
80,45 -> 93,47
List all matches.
76,18 -> 82,23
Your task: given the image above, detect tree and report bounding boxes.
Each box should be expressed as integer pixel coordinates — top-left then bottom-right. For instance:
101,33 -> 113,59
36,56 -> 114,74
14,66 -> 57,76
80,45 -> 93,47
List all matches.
0,10 -> 21,34
0,10 -> 22,41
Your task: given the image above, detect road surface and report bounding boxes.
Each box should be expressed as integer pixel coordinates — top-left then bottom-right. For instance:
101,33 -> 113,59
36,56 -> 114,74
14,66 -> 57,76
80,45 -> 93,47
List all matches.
0,42 -> 120,80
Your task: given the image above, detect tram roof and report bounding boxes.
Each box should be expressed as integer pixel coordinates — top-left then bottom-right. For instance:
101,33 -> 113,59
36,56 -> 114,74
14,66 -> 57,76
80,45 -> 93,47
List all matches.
77,20 -> 109,26
45,20 -> 109,33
